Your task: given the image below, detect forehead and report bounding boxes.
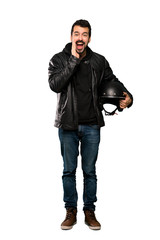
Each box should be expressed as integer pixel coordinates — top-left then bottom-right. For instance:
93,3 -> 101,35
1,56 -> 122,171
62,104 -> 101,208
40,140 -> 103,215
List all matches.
72,25 -> 89,34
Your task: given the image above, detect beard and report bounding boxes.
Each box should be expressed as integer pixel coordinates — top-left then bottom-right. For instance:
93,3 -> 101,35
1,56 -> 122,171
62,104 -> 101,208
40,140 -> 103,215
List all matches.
76,40 -> 88,55
76,47 -> 86,54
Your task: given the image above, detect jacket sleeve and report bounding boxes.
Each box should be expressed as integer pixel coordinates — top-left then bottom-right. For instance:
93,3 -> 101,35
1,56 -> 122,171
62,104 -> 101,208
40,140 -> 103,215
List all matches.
48,54 -> 80,93
103,58 -> 133,108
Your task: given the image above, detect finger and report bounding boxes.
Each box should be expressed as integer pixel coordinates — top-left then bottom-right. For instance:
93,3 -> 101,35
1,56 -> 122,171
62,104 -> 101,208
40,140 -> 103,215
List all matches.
120,99 -> 126,104
71,41 -> 76,51
120,101 -> 126,109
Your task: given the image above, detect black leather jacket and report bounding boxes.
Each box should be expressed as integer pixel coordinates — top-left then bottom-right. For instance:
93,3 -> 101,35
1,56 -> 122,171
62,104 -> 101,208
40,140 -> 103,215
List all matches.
48,43 -> 133,130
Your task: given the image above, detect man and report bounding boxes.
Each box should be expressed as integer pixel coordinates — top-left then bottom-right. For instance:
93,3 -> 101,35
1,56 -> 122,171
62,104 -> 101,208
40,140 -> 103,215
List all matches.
48,19 -> 133,230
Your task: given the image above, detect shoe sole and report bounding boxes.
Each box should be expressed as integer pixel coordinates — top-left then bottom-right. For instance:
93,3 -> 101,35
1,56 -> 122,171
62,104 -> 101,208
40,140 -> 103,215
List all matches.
85,222 -> 101,230
61,222 -> 77,230
89,226 -> 101,230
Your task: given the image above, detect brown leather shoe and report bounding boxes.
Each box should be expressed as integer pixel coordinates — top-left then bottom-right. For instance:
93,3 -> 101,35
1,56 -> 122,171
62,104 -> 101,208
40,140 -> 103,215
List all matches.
61,208 -> 77,230
84,209 -> 101,230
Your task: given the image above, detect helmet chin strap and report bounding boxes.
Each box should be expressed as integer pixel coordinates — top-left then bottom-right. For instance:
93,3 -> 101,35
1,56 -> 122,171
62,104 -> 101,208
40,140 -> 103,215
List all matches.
102,105 -> 118,116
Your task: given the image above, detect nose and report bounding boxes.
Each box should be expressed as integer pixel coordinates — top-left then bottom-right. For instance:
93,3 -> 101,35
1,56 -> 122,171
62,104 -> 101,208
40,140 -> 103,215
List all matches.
79,34 -> 82,41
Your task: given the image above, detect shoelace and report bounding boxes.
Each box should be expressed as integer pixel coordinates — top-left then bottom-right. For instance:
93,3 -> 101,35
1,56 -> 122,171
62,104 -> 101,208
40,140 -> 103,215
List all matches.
65,209 -> 76,220
66,212 -> 72,220
88,210 -> 96,220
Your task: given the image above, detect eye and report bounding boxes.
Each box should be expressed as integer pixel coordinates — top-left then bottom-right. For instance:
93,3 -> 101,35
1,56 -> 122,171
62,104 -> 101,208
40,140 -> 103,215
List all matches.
83,33 -> 88,37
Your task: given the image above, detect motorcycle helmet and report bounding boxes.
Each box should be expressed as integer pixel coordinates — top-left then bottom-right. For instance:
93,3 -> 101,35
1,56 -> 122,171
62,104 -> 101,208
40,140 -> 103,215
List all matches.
99,80 -> 125,115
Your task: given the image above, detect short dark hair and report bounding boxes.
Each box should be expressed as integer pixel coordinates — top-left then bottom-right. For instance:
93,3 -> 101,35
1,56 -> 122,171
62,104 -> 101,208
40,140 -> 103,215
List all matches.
71,19 -> 91,37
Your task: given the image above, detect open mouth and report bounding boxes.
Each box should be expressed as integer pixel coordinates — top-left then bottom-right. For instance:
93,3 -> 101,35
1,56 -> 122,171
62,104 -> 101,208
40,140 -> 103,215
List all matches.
76,41 -> 84,50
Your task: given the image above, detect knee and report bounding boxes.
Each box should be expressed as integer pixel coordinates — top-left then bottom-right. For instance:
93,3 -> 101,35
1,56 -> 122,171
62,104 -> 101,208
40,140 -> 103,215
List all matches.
63,168 -> 77,178
82,168 -> 96,179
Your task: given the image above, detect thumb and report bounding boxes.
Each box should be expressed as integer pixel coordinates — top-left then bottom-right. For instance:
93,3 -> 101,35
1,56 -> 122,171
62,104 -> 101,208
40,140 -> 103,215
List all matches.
123,92 -> 127,96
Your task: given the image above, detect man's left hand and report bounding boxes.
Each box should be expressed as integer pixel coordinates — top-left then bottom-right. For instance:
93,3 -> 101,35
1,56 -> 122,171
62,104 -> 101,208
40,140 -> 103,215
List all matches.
119,92 -> 132,109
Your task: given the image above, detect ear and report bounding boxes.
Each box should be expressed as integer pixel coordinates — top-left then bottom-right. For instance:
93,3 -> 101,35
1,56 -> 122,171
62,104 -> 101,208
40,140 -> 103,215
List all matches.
70,35 -> 73,42
88,37 -> 91,43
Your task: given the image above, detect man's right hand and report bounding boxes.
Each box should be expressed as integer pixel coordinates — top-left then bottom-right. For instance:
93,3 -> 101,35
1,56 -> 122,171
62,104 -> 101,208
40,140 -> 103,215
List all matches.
71,42 -> 80,59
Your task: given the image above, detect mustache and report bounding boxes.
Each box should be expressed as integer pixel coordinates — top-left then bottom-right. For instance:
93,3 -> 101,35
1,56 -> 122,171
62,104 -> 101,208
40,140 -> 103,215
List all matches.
76,40 -> 85,44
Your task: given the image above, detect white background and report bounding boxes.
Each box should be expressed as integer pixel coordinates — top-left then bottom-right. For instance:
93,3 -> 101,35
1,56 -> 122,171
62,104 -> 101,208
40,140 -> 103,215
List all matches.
0,0 -> 160,239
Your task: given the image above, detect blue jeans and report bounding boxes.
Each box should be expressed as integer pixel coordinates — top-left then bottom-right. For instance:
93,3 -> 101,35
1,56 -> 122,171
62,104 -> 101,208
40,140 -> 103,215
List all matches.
58,125 -> 100,211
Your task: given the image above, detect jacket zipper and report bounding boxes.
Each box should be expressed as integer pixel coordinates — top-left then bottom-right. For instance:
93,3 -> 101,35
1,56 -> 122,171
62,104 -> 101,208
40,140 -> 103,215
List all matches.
92,68 -> 100,122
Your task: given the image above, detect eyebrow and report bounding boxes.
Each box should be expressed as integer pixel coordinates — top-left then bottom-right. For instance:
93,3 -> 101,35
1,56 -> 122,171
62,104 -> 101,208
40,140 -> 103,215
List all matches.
74,31 -> 89,34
